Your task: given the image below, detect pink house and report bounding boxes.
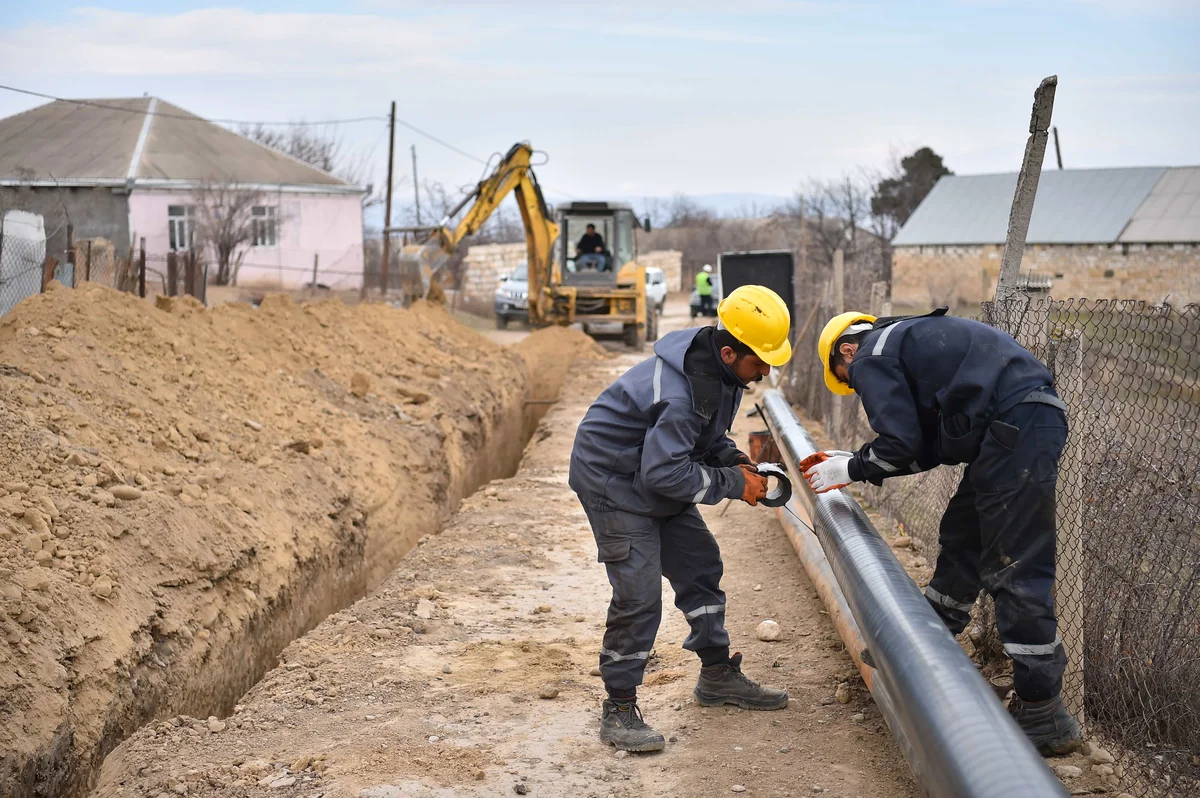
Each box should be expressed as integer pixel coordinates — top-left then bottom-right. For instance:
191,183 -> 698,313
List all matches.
0,97 -> 366,290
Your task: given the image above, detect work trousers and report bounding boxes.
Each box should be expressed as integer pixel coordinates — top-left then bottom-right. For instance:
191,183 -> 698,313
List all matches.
699,294 -> 714,314
583,504 -> 729,696
925,400 -> 1069,702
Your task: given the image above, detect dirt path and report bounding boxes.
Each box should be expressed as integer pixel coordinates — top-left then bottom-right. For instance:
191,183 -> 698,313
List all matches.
95,311 -> 918,798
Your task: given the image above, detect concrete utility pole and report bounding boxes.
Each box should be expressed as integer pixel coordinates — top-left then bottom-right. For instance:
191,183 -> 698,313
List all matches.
996,75 -> 1057,301
381,101 -> 396,296
1053,126 -> 1063,169
411,145 -> 421,226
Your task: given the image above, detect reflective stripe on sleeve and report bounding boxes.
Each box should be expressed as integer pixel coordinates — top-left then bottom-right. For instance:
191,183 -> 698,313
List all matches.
692,468 -> 711,503
867,448 -> 900,473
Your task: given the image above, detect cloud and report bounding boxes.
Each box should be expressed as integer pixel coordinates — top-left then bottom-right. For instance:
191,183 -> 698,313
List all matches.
550,20 -> 777,44
0,7 -> 485,77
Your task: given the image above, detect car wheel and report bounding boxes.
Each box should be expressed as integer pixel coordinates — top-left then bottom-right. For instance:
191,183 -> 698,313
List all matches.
495,314 -> 508,330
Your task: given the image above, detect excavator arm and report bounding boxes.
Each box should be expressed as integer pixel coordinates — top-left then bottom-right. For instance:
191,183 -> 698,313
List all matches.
424,142 -> 559,325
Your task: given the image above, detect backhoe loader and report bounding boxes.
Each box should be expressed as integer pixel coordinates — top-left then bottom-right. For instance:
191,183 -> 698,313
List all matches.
411,142 -> 654,348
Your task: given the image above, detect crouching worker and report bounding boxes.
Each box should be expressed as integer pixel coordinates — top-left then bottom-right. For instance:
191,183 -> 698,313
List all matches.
569,285 -> 792,752
804,308 -> 1083,756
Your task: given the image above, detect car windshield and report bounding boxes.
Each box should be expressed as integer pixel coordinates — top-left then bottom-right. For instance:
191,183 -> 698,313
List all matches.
511,264 -> 527,282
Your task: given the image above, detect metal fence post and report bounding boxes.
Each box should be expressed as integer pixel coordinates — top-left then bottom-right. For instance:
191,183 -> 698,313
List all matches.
1052,328 -> 1086,725
66,224 -> 75,288
138,237 -> 146,298
167,252 -> 178,296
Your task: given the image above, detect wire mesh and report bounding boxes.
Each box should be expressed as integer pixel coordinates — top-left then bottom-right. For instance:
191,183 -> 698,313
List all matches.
786,288 -> 1200,797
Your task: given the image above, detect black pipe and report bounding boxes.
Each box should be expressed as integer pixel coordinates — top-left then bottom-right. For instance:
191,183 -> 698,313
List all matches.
761,389 -> 1067,798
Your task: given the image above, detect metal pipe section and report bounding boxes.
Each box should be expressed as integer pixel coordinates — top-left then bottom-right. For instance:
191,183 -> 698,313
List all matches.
761,389 -> 1066,798
773,498 -> 918,773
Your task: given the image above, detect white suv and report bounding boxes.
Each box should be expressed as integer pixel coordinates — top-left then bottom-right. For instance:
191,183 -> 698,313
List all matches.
645,266 -> 667,315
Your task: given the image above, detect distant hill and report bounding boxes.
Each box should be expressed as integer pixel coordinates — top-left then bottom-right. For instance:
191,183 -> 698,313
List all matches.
364,191 -> 788,231
612,193 -> 788,220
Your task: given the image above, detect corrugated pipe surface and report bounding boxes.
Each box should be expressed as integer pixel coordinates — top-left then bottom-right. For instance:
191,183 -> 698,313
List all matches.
761,389 -> 1067,798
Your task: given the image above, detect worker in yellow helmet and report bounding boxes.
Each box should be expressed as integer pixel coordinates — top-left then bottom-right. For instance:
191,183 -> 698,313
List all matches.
807,307 -> 1081,757
569,285 -> 791,752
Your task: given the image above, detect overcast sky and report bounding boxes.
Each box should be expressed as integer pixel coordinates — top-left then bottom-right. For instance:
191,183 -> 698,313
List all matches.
1,1 -> 1196,205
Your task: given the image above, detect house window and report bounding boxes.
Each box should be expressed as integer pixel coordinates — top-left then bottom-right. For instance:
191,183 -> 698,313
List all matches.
167,205 -> 195,251
252,206 -> 277,247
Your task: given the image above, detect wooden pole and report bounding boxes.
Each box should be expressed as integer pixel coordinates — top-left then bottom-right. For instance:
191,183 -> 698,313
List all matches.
138,237 -> 146,298
66,224 -> 75,288
411,144 -> 421,225
830,248 -> 846,439
381,101 -> 396,296
167,252 -> 178,296
311,253 -> 319,298
84,240 -> 92,283
1052,126 -> 1063,170
41,256 -> 57,292
833,248 -> 845,315
185,249 -> 197,298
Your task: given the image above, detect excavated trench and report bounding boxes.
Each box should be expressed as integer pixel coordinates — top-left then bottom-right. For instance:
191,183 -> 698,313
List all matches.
0,285 -> 602,798
26,368 -> 549,798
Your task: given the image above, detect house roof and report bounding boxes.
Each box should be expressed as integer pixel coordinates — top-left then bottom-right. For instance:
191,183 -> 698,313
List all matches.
892,166 -> 1200,246
0,97 -> 358,192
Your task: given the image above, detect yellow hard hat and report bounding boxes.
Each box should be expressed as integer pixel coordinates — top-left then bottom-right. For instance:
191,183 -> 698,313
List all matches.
818,312 -> 877,395
717,285 -> 792,367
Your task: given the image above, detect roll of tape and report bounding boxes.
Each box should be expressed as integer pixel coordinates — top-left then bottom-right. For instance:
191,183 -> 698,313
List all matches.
755,462 -> 792,508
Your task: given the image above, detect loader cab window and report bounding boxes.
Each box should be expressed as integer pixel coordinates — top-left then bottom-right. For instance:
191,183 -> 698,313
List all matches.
565,216 -> 613,273
613,209 -> 634,270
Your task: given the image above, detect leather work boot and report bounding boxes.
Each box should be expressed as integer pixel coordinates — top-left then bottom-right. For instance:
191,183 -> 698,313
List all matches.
1008,694 -> 1083,756
599,699 -> 666,752
693,652 -> 789,710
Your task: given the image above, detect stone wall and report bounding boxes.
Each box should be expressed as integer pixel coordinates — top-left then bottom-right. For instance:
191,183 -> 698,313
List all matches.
459,242 -> 527,317
893,243 -> 1200,308
458,244 -> 687,317
637,249 -> 684,292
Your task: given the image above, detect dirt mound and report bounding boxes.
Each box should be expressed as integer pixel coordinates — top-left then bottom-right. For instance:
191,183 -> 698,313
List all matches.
0,283 -> 582,797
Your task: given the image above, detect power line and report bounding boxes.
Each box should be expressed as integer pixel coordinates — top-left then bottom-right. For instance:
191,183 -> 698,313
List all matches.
0,84 -> 386,126
0,83 -> 580,201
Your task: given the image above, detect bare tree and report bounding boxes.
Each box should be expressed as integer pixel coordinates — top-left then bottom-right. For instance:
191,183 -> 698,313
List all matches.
241,122 -> 388,211
191,182 -> 264,286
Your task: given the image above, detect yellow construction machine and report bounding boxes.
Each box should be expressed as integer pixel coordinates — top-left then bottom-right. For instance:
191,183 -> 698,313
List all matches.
416,142 -> 655,348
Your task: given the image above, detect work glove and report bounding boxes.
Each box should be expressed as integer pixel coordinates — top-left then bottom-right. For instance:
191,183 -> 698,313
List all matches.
734,451 -> 757,466
802,452 -> 853,494
738,464 -> 769,506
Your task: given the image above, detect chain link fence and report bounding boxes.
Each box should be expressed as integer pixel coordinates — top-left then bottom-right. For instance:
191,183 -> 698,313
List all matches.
786,268 -> 1199,796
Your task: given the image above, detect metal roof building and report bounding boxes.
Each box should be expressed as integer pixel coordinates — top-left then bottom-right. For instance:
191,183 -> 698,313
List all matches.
893,166 -> 1200,247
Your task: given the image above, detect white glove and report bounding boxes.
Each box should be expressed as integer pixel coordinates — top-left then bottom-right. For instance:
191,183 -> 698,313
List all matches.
803,454 -> 853,494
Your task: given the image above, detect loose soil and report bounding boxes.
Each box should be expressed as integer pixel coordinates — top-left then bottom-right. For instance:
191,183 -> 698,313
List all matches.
93,309 -> 922,798
0,282 -> 601,798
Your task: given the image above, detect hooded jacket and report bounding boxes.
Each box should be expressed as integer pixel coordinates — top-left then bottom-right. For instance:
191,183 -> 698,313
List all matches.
846,309 -> 1055,485
569,326 -> 748,517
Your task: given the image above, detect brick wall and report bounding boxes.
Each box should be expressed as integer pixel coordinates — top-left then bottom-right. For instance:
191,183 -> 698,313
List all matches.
637,249 -> 684,292
893,243 -> 1200,308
